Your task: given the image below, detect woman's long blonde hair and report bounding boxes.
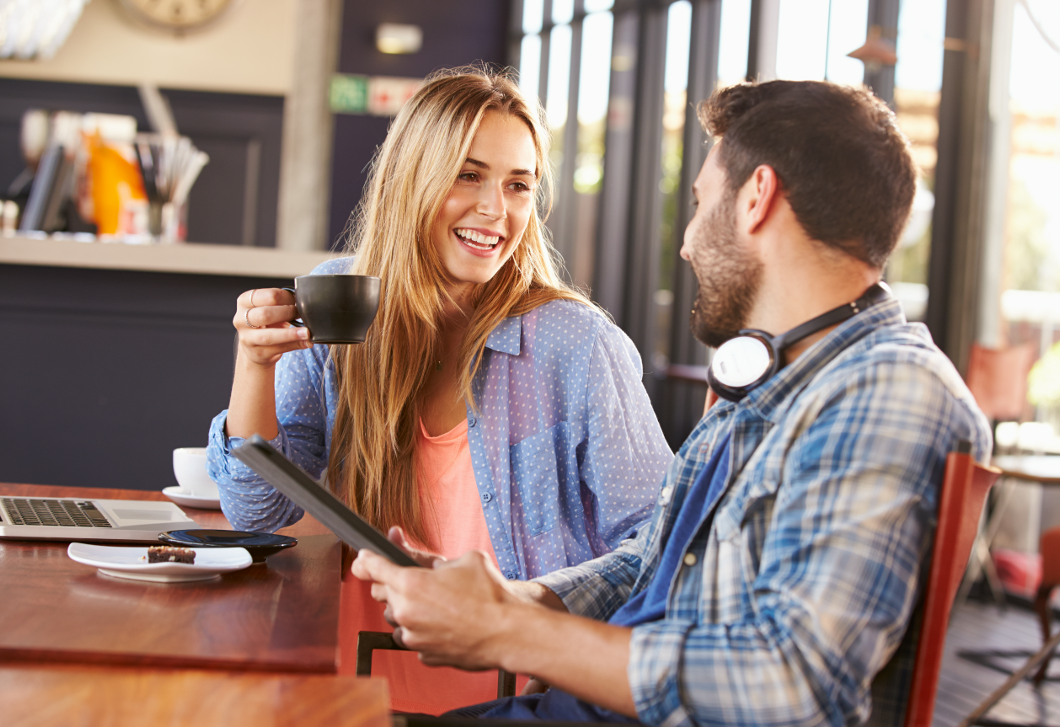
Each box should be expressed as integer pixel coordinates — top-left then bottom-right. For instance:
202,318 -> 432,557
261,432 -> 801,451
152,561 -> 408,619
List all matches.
329,66 -> 591,547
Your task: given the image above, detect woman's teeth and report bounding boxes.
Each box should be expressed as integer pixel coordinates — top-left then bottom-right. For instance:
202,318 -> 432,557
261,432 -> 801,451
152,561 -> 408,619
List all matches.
455,228 -> 500,250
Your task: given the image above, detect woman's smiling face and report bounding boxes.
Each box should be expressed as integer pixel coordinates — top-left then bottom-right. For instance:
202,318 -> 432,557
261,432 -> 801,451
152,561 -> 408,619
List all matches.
430,111 -> 538,299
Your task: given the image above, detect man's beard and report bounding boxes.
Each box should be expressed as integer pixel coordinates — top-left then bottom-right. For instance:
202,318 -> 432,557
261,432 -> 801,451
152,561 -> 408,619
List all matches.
688,192 -> 763,349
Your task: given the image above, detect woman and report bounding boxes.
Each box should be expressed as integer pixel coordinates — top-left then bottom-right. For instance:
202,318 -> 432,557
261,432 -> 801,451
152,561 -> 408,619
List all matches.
206,67 -> 671,711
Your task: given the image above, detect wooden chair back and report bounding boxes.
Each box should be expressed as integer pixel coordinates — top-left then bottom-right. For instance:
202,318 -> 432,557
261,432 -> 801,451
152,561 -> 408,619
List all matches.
904,443 -> 1000,727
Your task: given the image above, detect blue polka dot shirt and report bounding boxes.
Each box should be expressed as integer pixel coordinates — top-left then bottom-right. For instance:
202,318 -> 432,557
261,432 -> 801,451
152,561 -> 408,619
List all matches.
207,259 -> 674,580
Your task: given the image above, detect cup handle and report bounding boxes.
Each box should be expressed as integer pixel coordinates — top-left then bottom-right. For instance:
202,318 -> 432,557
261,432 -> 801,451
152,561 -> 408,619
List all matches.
280,287 -> 306,328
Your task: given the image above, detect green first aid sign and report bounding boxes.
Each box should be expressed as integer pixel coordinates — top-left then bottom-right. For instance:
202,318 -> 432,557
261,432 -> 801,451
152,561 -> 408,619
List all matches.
329,74 -> 368,114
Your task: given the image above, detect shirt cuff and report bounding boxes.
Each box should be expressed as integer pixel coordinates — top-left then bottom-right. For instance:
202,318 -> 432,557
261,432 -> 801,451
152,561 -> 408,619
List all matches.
627,619 -> 695,727
208,410 -> 286,480
532,548 -> 642,621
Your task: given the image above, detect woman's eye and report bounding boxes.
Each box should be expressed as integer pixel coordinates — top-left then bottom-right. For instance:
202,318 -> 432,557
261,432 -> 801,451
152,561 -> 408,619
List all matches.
458,171 -> 479,182
509,181 -> 532,193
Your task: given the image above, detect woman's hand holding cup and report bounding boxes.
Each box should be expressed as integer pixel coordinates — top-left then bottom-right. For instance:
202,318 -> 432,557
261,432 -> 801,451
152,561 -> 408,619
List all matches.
234,287 -> 311,367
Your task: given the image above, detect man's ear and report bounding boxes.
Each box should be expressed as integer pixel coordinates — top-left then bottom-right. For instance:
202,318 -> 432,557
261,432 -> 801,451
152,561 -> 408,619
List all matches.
739,164 -> 780,235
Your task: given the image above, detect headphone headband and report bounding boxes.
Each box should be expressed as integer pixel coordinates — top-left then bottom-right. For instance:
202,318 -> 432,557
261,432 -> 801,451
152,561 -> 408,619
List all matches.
707,282 -> 890,402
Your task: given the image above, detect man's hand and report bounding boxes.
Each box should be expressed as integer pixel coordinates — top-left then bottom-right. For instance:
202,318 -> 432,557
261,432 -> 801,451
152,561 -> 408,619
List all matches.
351,533 -> 636,717
352,545 -> 520,670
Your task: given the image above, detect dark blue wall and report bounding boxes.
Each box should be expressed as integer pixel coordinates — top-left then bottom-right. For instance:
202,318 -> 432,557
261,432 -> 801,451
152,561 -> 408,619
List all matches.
0,265 -> 291,490
326,0 -> 511,249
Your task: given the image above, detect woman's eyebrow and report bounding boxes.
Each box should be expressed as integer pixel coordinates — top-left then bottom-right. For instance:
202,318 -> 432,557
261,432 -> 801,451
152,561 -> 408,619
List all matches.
465,157 -> 535,176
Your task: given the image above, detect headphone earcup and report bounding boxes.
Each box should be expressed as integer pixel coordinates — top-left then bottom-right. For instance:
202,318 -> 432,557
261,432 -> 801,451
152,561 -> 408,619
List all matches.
706,364 -> 744,402
706,331 -> 779,402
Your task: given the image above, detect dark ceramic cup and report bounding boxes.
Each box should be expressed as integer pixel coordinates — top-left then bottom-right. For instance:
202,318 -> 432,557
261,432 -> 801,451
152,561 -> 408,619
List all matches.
283,274 -> 380,344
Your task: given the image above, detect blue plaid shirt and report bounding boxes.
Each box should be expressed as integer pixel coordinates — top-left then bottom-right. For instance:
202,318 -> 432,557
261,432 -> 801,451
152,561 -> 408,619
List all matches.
535,299 -> 992,727
207,259 -> 673,581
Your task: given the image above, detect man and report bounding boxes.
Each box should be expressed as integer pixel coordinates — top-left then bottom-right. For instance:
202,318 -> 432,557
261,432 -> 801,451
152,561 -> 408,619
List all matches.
353,80 -> 991,726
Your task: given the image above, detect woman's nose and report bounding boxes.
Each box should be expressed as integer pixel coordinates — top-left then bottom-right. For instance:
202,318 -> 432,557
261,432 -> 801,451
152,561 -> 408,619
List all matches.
476,183 -> 506,219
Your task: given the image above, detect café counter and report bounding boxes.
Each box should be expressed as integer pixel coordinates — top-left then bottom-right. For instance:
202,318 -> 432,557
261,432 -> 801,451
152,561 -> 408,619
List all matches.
0,235 -> 334,493
0,234 -> 332,278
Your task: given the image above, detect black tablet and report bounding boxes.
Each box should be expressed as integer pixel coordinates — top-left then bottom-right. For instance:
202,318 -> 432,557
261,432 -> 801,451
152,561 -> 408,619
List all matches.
232,435 -> 420,567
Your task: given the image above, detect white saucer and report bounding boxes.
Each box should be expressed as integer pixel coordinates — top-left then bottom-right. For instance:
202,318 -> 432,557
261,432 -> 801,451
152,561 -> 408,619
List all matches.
163,486 -> 222,510
67,542 -> 252,583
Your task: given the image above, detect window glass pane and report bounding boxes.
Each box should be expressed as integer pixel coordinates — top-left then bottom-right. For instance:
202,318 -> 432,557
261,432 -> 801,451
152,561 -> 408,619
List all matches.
718,0 -> 751,85
523,0 -> 544,34
887,0 -> 946,321
568,9 -> 615,288
546,23 -> 573,130
1000,0 -> 1060,444
583,0 -> 613,12
519,34 -> 543,103
574,10 -> 613,194
552,0 -> 574,25
825,0 -> 868,85
775,0 -> 830,80
655,0 -> 692,366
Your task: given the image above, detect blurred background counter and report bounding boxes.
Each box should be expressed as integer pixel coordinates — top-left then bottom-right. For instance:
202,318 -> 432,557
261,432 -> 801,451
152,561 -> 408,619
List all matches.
0,235 -> 331,278
0,237 -> 331,492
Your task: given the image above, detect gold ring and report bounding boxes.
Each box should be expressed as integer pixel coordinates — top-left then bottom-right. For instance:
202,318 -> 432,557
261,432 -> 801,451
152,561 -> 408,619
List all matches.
245,309 -> 261,329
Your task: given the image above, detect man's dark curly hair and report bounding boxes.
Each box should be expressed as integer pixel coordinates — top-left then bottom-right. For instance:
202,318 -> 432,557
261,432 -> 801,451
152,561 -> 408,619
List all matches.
698,80 -> 917,268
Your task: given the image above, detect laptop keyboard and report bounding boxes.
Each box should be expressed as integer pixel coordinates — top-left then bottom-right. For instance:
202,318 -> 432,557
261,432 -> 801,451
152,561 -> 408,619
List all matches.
1,499 -> 112,528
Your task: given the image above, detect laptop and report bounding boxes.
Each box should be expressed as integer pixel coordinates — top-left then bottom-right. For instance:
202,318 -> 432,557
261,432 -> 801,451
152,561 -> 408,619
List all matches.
0,495 -> 200,543
232,435 -> 419,567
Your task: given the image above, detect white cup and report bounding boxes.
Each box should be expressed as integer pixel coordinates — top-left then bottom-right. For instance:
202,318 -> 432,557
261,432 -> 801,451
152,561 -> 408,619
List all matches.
173,447 -> 219,499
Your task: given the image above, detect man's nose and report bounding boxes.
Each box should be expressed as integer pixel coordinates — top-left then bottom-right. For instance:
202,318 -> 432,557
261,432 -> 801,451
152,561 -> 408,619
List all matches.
679,234 -> 692,261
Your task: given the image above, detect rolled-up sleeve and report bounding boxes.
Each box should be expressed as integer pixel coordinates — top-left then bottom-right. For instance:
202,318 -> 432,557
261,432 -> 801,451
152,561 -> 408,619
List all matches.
534,533 -> 648,620
206,342 -> 332,532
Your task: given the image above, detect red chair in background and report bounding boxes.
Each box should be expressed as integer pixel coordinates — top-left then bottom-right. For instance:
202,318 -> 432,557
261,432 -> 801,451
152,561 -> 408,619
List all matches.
904,442 -> 1000,727
964,342 -> 1038,425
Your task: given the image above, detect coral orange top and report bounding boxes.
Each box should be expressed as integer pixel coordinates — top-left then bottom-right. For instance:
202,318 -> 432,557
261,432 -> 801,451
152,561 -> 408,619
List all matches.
338,419 -> 526,714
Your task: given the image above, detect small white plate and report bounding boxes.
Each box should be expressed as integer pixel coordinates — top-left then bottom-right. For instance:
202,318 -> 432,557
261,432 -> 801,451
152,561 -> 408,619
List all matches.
67,542 -> 252,583
163,486 -> 222,510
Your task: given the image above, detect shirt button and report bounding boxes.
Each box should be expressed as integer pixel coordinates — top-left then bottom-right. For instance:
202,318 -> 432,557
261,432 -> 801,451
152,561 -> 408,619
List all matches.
683,553 -> 697,567
506,572 -> 517,580
481,492 -> 492,503
469,417 -> 477,427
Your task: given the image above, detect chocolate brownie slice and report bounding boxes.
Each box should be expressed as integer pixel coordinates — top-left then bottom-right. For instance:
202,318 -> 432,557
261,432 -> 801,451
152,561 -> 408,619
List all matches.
147,545 -> 196,564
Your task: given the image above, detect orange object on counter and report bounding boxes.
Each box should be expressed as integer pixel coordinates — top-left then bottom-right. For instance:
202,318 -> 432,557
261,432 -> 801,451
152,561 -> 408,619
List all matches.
83,131 -> 146,235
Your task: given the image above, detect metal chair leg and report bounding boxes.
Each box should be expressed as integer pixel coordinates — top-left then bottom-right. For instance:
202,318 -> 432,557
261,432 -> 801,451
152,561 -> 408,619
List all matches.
961,629 -> 1060,726
1033,585 -> 1055,685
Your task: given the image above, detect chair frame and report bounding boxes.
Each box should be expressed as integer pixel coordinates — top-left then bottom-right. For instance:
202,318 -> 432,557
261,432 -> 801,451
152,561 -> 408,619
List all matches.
356,630 -> 516,700
904,442 -> 1000,727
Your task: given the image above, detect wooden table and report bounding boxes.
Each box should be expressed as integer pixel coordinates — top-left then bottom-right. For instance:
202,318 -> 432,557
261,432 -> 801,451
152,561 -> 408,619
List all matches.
0,663 -> 388,727
0,483 -> 340,672
992,455 -> 1060,485
0,483 -> 389,727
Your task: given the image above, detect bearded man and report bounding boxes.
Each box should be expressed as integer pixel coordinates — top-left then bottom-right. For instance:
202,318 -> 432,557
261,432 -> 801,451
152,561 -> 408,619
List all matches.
352,80 -> 992,726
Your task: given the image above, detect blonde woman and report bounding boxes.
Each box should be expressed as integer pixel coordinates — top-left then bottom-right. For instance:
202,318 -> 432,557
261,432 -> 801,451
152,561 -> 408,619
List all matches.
206,67 -> 671,712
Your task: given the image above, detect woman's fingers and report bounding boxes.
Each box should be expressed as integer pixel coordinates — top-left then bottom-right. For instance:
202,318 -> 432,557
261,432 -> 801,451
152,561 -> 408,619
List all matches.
233,289 -> 311,366
237,287 -> 295,309
239,304 -> 301,331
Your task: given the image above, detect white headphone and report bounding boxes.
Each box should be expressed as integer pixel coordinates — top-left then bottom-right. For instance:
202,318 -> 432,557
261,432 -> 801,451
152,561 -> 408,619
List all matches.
706,282 -> 891,402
